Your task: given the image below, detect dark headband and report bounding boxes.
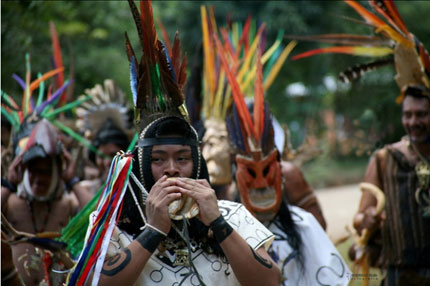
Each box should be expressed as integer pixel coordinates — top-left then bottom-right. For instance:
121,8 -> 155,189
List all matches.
138,137 -> 199,148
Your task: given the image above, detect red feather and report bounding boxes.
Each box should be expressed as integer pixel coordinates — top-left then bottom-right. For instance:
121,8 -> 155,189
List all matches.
171,32 -> 181,78
214,31 -> 256,140
382,0 -> 409,35
49,21 -> 65,105
178,53 -> 187,88
254,49 -> 264,143
368,0 -> 408,37
292,46 -> 356,60
140,0 -> 158,66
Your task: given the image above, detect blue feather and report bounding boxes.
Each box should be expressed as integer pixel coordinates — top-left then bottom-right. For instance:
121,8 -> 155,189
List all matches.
232,103 -> 246,152
160,41 -> 177,82
12,74 -> 26,90
130,56 -> 138,106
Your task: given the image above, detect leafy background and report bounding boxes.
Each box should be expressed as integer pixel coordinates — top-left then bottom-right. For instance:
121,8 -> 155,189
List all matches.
2,0 -> 430,187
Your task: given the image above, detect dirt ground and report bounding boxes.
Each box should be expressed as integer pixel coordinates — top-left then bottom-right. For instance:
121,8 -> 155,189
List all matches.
315,184 -> 361,243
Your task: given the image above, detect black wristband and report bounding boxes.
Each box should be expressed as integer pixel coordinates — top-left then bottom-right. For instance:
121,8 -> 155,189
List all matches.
210,215 -> 233,243
136,227 -> 165,253
1,178 -> 17,193
65,176 -> 80,192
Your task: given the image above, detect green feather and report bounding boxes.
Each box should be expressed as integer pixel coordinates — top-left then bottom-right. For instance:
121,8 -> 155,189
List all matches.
36,73 -> 45,108
127,132 -> 138,151
152,64 -> 165,111
1,107 -> 18,127
44,95 -> 91,119
58,186 -> 103,258
50,119 -> 105,158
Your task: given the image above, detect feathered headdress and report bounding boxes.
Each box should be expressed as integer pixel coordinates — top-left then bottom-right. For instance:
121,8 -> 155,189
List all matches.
291,0 -> 430,103
208,13 -> 296,157
0,54 -> 95,158
76,79 -> 133,142
125,0 -> 188,131
201,6 -> 297,122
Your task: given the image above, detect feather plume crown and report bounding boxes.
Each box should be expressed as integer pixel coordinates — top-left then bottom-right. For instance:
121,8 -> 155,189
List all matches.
125,0 -> 188,132
290,0 -> 430,102
1,53 -> 72,128
1,53 -> 99,158
75,79 -> 132,140
201,6 -> 297,122
210,14 -> 297,157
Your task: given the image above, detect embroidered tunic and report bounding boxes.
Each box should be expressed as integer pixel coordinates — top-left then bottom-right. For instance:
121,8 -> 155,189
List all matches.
378,146 -> 430,267
106,200 -> 274,286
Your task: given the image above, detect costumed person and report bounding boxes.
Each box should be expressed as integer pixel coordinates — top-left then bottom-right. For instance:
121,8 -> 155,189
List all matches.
67,1 -> 280,285
200,6 -> 327,228
292,1 -> 430,285
76,79 -> 135,195
0,53 -> 93,285
212,13 -> 351,285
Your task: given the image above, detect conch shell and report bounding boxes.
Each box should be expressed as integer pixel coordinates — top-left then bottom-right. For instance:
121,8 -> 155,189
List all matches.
167,179 -> 200,220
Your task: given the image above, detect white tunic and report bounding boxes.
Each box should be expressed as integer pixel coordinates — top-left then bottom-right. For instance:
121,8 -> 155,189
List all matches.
268,205 -> 351,286
106,200 -> 274,286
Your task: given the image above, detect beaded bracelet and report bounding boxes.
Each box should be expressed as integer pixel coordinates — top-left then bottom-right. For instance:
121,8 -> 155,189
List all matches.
209,215 -> 233,243
137,224 -> 167,253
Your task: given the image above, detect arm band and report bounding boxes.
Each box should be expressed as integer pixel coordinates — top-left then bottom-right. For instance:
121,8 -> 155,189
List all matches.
136,226 -> 166,253
210,215 -> 233,243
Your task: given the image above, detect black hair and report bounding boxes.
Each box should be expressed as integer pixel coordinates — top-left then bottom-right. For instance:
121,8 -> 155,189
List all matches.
402,85 -> 430,107
275,199 -> 305,273
89,119 -> 130,163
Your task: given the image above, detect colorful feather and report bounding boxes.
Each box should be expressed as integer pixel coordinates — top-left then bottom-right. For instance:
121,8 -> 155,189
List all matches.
44,94 -> 91,119
264,40 -> 297,91
130,56 -> 138,106
292,46 -> 393,60
254,49 -> 264,143
36,73 -> 45,108
214,31 -> 256,140
1,107 -> 18,127
285,33 -> 390,47
345,0 -> 410,48
50,21 -> 66,105
12,74 -> 26,90
38,80 -> 72,115
126,0 -> 187,128
369,0 -> 409,35
23,53 -> 31,116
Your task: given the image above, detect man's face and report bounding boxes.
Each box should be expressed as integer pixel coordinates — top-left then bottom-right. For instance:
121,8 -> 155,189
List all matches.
151,144 -> 193,181
202,119 -> 232,185
235,149 -> 282,219
97,143 -> 123,179
402,96 -> 430,144
27,157 -> 55,196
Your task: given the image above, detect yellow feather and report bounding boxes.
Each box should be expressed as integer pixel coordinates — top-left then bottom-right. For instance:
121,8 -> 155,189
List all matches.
237,25 -> 265,85
214,70 -> 225,119
262,39 -> 281,64
264,41 -> 297,91
201,6 -> 216,114
353,46 -> 394,57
